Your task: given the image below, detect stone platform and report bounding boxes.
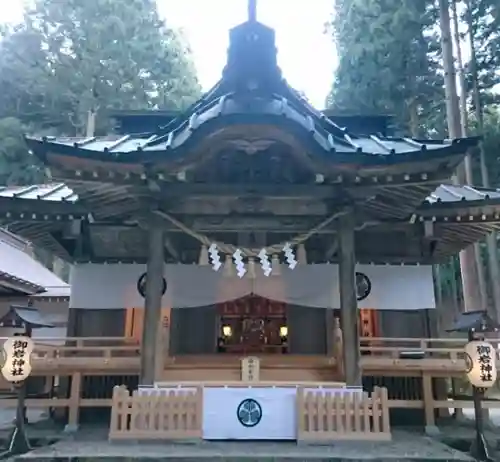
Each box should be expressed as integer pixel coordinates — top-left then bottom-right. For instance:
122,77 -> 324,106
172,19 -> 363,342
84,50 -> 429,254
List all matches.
7,429 -> 474,462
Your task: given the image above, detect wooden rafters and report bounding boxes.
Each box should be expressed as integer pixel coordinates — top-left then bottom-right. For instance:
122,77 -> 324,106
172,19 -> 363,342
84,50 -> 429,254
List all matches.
45,165 -> 457,190
1,181 -> 500,263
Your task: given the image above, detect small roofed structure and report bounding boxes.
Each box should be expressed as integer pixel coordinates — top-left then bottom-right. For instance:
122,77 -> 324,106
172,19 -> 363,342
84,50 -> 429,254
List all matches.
0,229 -> 69,342
0,305 -> 54,336
446,310 -> 500,334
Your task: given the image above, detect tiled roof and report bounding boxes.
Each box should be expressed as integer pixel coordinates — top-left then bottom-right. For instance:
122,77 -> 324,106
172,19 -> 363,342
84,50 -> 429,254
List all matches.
426,184 -> 500,204
0,306 -> 55,328
26,17 -> 479,165
0,228 -> 70,297
0,183 -> 77,202
30,127 -> 475,161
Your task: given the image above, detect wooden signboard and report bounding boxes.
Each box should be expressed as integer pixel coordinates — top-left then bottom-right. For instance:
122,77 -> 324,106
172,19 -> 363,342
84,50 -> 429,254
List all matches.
124,307 -> 170,343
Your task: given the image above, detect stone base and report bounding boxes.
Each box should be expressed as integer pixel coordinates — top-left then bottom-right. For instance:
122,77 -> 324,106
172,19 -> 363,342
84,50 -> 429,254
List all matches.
425,425 -> 440,436
63,423 -> 78,433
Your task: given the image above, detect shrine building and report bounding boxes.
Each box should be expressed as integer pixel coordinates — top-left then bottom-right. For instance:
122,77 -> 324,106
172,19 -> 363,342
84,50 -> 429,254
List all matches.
1,3 -> 500,406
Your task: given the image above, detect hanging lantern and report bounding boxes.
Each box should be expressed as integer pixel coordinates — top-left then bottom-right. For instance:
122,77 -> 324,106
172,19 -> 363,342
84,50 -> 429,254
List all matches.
464,340 -> 497,388
1,337 -> 34,382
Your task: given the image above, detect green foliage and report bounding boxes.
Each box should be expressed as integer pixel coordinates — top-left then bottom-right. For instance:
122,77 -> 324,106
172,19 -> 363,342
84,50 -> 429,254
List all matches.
328,0 -> 446,137
0,117 -> 45,185
463,0 -> 500,99
0,0 -> 201,135
476,107 -> 500,186
0,0 -> 202,178
0,0 -> 202,274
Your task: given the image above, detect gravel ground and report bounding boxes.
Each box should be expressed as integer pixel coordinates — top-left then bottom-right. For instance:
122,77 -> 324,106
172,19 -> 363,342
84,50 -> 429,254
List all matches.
0,409 -> 46,430
12,430 -> 475,461
0,408 -> 495,461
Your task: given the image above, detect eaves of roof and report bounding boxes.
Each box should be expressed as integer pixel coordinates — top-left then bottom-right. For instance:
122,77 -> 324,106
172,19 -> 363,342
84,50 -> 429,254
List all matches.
27,111 -> 478,168
2,182 -> 500,215
0,270 -> 46,295
421,184 -> 500,210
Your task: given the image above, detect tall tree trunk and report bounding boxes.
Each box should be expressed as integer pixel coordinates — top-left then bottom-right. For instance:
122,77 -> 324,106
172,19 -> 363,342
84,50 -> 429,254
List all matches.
439,0 -> 481,313
85,110 -> 96,138
451,0 -> 488,311
451,0 -> 469,139
465,0 -> 500,321
408,98 -> 420,138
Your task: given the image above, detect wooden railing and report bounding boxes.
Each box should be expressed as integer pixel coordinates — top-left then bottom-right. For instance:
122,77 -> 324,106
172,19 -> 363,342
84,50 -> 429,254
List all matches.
2,335 -> 497,368
109,385 -> 203,441
0,335 -> 498,431
297,386 -> 391,442
23,337 -> 141,359
361,336 -> 500,357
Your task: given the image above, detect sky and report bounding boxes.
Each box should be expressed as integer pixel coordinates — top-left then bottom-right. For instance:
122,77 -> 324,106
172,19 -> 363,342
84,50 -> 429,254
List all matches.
2,0 -> 337,109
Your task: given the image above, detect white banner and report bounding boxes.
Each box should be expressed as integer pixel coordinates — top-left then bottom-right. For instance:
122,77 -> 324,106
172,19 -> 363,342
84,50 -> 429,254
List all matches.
69,263 -> 435,311
202,387 -> 297,440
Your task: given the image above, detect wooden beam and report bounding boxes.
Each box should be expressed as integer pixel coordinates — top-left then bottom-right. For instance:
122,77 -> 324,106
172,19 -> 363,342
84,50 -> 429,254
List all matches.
159,183 -> 342,198
0,212 -> 435,231
82,220 -> 94,260
50,166 -> 453,189
338,209 -> 361,386
0,209 -> 87,222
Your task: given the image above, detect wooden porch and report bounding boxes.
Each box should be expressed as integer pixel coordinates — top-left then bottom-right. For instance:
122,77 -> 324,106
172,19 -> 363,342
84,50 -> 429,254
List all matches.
0,335 -> 498,433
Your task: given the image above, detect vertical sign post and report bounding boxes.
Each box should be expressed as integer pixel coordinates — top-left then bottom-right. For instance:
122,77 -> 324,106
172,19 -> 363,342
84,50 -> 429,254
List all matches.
0,336 -> 34,456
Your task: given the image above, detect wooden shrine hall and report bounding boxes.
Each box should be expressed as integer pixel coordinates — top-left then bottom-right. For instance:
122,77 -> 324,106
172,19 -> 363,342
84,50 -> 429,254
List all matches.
2,1 -> 500,440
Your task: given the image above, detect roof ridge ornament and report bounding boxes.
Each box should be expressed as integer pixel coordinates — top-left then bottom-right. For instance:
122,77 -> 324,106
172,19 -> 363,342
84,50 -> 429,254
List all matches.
222,0 -> 281,92
248,0 -> 257,22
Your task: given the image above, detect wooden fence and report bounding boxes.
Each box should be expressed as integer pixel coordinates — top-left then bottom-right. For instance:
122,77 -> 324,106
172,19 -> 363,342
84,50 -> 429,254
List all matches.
109,385 -> 203,441
2,335 -> 500,431
296,386 -> 391,442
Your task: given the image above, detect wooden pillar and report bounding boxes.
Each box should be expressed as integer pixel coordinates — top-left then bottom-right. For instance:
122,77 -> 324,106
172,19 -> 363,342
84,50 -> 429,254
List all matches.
66,372 -> 82,430
422,373 -> 439,434
154,311 -> 171,381
338,210 -> 361,387
140,225 -> 164,385
325,309 -> 334,357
